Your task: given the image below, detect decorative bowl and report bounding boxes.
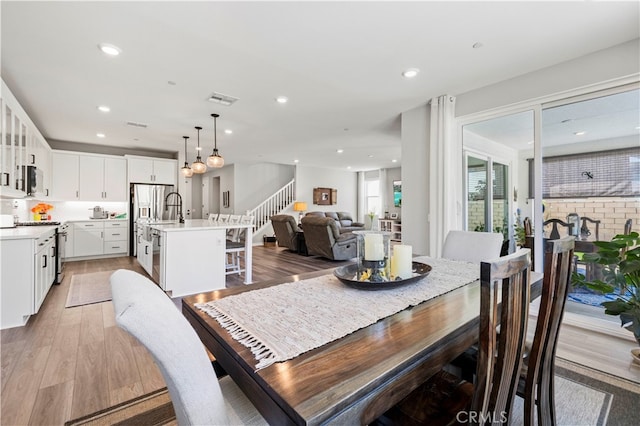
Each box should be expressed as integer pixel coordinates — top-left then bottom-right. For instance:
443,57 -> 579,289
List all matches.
334,261 -> 432,290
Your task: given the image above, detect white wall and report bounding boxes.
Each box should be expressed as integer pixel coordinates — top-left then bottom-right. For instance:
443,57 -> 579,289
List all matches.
456,39 -> 640,117
401,104 -> 430,255
201,165 -> 235,215
295,165 -> 358,216
234,163 -> 295,213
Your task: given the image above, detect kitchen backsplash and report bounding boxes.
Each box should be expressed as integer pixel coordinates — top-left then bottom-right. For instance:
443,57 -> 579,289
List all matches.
2,199 -> 127,222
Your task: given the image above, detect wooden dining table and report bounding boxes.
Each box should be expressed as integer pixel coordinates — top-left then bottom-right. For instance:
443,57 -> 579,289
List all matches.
182,266 -> 543,425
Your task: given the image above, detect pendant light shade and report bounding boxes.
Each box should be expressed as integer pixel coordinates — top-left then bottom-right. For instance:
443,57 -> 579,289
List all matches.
206,113 -> 225,168
180,136 -> 193,177
191,126 -> 207,174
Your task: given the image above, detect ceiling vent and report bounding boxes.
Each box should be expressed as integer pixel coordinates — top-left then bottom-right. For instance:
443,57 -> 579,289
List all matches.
208,92 -> 239,106
126,121 -> 148,128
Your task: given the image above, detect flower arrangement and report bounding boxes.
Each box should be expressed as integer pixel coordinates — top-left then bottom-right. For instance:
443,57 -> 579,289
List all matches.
31,203 -> 54,220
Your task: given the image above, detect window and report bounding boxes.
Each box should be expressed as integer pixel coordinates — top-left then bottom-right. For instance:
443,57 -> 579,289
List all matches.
366,179 -> 380,216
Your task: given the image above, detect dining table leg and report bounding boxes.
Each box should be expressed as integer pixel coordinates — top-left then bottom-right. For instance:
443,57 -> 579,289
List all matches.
244,224 -> 253,284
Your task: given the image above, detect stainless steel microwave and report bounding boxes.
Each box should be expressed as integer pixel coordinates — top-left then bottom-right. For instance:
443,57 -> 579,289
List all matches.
22,165 -> 43,196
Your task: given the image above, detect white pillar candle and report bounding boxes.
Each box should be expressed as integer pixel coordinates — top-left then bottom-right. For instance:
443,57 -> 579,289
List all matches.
364,233 -> 384,261
390,253 -> 398,278
394,245 -> 412,279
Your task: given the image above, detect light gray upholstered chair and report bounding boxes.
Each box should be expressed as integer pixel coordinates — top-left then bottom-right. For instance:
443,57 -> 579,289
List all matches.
441,230 -> 504,263
110,269 -> 266,425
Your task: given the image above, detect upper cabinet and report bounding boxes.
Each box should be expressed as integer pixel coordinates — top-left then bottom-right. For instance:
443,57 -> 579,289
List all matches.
1,79 -> 52,199
126,156 -> 177,185
52,151 -> 127,201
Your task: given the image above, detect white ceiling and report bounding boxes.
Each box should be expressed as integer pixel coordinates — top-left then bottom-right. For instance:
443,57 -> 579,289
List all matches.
2,1 -> 639,171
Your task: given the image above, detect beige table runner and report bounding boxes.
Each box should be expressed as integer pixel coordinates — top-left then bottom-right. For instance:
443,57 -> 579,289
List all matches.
196,256 -> 478,370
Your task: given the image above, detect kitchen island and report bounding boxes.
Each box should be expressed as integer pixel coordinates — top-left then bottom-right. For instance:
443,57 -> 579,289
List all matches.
148,219 -> 253,297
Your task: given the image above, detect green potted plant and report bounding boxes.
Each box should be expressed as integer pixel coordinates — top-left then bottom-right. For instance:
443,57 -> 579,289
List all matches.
572,232 -> 640,345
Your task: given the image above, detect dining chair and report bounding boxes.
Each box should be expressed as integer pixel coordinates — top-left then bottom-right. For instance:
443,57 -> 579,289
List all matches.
110,269 -> 266,425
523,217 -> 533,236
544,219 -> 574,240
579,216 -> 600,240
518,236 -> 574,426
225,215 -> 254,276
441,230 -> 504,263
624,218 -> 632,235
208,212 -> 219,222
378,249 -> 531,425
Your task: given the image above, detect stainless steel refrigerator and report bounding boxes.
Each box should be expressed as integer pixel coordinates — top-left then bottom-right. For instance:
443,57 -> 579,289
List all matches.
129,183 -> 177,255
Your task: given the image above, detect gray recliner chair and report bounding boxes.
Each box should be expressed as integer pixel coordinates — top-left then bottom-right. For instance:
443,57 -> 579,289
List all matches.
270,214 -> 300,252
300,216 -> 357,260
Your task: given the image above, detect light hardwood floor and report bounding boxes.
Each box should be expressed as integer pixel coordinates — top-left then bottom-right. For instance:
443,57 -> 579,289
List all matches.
1,247 -> 638,425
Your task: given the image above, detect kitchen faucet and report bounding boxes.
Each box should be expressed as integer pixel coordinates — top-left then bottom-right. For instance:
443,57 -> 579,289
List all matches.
165,192 -> 184,223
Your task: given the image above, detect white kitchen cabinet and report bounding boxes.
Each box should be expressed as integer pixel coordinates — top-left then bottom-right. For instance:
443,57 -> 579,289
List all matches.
1,79 -> 51,199
63,223 -> 74,259
34,230 -> 56,312
68,220 -> 127,258
73,221 -> 104,257
126,156 -> 177,185
79,155 -> 127,201
52,152 -> 80,199
103,220 -> 128,254
54,152 -> 127,201
1,227 -> 57,329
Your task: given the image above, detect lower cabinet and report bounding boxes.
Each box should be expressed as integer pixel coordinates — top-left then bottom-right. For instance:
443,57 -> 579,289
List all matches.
0,229 -> 56,329
70,220 -> 128,258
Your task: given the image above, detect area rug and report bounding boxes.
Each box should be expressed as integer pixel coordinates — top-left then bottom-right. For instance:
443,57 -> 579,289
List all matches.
65,270 -> 116,308
65,361 -> 638,426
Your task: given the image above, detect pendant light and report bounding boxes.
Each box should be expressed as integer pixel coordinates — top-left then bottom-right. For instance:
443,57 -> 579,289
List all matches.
206,113 -> 225,168
191,126 -> 207,174
180,136 -> 193,177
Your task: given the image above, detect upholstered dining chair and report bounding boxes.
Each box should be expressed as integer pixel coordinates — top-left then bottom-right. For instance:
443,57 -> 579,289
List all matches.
518,236 -> 574,426
441,230 -> 504,263
110,269 -> 266,425
378,249 -> 532,425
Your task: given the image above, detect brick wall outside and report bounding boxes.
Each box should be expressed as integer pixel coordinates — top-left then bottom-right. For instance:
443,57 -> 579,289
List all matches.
468,200 -> 508,234
543,198 -> 639,240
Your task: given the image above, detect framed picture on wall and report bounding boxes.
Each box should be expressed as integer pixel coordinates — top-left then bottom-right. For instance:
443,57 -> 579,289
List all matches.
313,187 -> 332,205
223,190 -> 230,208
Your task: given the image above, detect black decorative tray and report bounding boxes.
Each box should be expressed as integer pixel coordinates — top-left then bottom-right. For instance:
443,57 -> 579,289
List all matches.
334,261 -> 432,290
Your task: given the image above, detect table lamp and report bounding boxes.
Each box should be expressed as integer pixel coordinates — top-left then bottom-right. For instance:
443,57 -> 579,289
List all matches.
293,201 -> 307,223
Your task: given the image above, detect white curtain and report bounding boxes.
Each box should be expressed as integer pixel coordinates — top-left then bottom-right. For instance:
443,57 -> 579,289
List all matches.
428,95 -> 459,257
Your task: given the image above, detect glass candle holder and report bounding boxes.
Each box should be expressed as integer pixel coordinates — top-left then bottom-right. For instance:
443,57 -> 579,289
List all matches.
353,230 -> 391,282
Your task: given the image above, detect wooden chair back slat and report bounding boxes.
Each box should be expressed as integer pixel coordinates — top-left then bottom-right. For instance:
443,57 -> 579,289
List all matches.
544,219 -> 574,240
523,236 -> 574,426
472,249 -> 531,422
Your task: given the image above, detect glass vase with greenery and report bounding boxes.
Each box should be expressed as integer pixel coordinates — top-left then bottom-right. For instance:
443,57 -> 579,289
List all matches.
572,232 -> 640,345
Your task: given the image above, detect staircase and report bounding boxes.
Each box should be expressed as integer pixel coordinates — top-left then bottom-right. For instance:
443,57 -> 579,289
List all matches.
248,179 -> 296,232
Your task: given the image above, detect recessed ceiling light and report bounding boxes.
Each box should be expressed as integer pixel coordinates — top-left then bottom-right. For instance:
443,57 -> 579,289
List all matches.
96,133 -> 106,138
276,96 -> 288,104
472,42 -> 484,49
368,154 -> 374,158
98,43 -> 121,56
635,126 -> 640,130
294,159 -> 299,163
527,140 -> 534,145
347,166 -> 351,170
224,129 -> 233,135
391,159 -> 397,163
97,105 -> 110,112
574,131 -> 586,136
402,68 -> 420,78
337,149 -> 344,154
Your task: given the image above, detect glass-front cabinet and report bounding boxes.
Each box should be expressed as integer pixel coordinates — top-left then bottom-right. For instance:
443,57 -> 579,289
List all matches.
1,79 -> 51,198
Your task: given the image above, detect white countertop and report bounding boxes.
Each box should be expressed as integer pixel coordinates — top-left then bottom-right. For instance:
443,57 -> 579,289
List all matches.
65,218 -> 127,223
150,219 -> 250,232
0,226 -> 58,240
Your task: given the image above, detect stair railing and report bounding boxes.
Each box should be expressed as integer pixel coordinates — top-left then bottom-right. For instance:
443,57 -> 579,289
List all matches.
248,179 -> 296,231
